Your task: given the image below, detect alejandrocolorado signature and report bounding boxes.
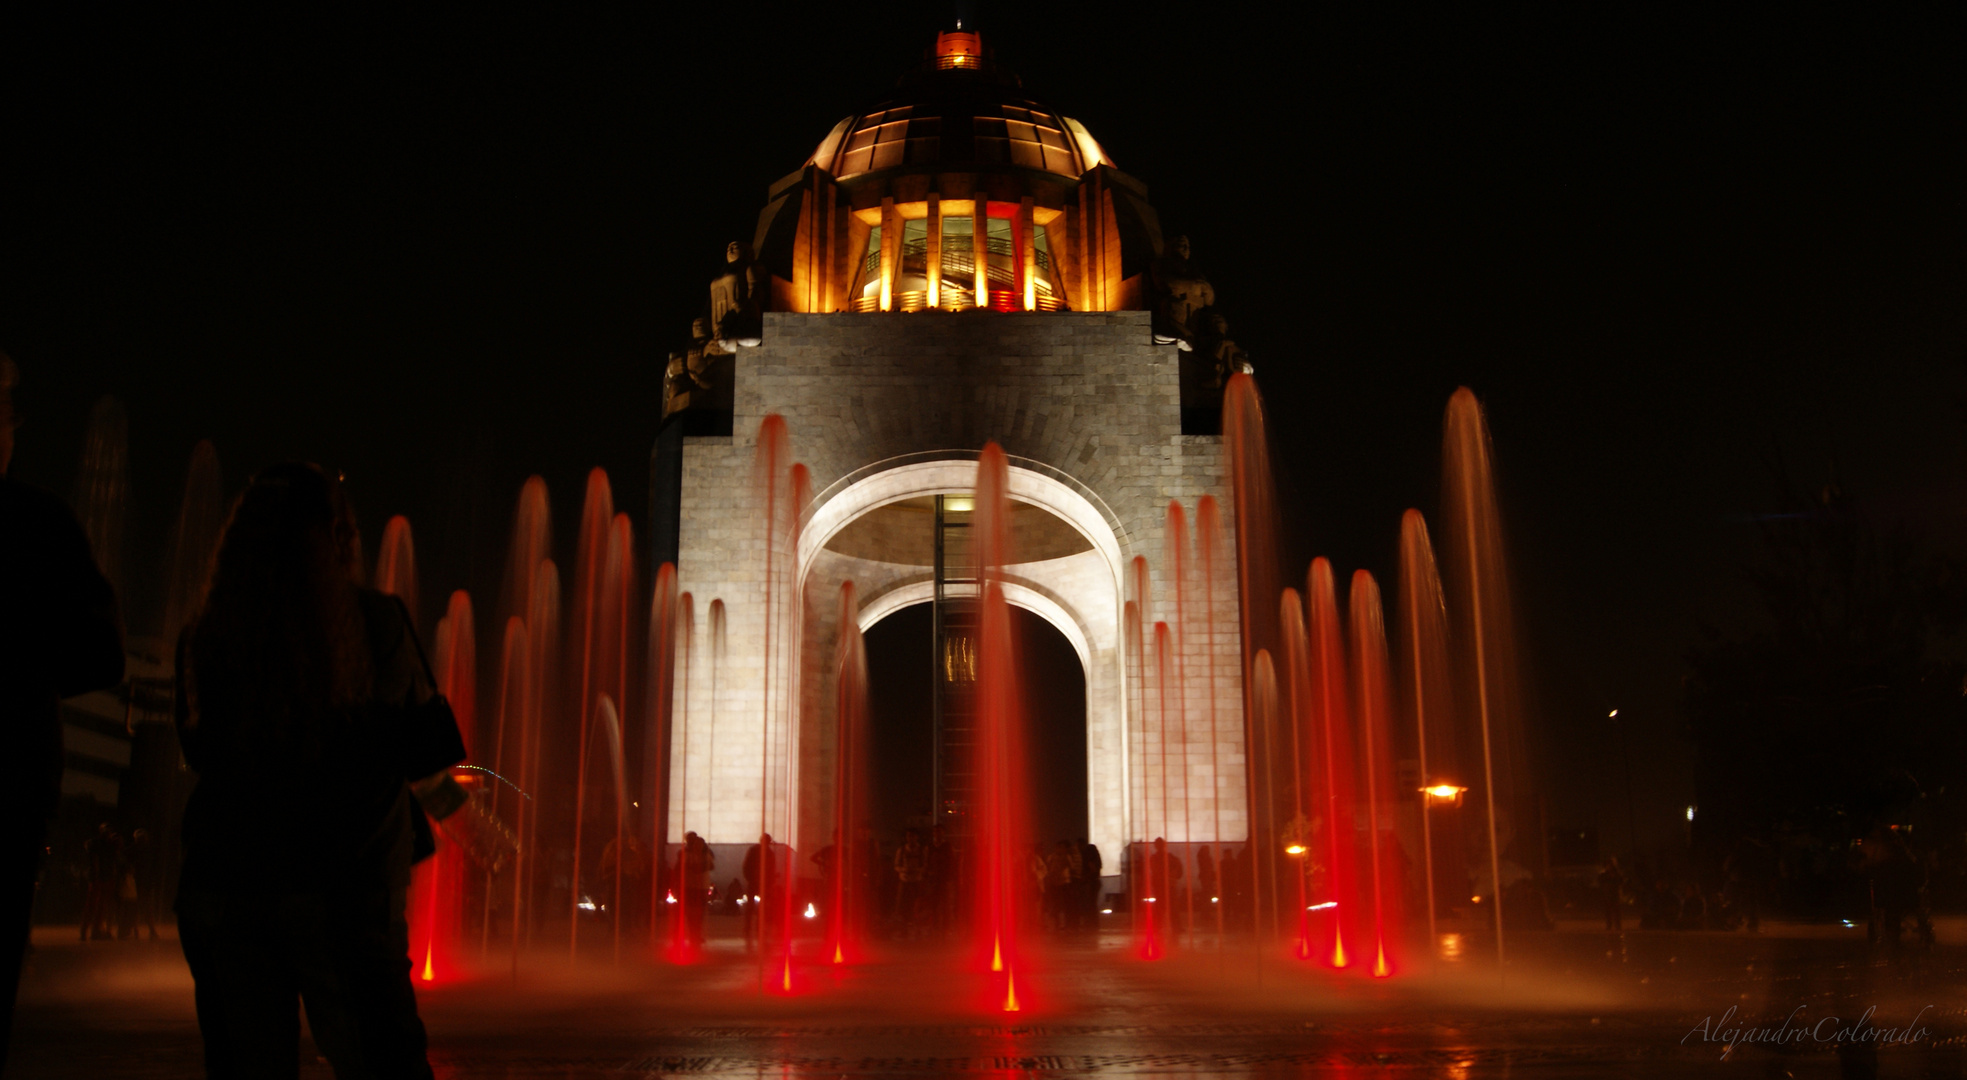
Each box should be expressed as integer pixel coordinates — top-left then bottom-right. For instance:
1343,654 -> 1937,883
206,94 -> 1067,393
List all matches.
1684,1005 -> 1933,1059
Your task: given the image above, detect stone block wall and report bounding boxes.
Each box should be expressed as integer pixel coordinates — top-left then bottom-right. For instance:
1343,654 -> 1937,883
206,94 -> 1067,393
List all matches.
667,310 -> 1244,874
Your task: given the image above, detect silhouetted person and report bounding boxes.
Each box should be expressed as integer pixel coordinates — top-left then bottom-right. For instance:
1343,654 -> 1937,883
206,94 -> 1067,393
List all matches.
675,832 -> 713,946
742,834 -> 776,950
1598,857 -> 1625,931
81,822 -> 122,941
0,352 -> 124,1070
1080,838 -> 1102,931
926,826 -> 955,935
893,830 -> 927,937
174,463 -> 467,1079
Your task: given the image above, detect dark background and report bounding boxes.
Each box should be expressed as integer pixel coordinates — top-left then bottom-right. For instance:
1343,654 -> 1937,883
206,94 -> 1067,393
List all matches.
4,6 -> 1963,861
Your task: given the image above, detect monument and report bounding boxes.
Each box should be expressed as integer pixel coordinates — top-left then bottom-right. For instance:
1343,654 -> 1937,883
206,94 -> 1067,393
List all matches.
650,30 -> 1253,882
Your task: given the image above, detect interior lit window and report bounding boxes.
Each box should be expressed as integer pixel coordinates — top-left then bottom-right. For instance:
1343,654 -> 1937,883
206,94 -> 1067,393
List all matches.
985,217 -> 1016,311
1033,225 -> 1066,311
939,216 -> 975,309
852,226 -> 882,312
896,219 -> 929,311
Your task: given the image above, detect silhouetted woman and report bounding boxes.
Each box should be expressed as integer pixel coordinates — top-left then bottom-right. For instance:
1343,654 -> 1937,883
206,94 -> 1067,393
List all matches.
175,463 -> 465,1079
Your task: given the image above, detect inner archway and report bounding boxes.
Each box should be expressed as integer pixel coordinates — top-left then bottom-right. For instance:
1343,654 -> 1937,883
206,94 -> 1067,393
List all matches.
863,603 -> 1087,849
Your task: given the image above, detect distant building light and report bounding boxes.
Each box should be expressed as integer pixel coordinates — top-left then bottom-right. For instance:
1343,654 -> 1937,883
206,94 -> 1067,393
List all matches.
1686,806 -> 1697,822
1283,843 -> 1308,856
803,902 -> 818,919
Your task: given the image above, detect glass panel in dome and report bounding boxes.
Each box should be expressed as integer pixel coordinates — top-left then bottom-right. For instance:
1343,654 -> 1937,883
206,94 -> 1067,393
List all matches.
1034,225 -> 1067,310
939,216 -> 975,288
851,225 -> 882,309
986,217 -> 1015,292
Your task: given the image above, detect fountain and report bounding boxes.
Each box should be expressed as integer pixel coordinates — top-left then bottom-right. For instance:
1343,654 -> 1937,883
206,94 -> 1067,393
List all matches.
374,516 -> 418,627
415,590 -> 476,983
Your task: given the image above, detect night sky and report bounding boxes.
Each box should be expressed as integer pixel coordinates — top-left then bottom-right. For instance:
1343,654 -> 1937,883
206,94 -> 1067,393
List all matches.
5,7 -> 1962,857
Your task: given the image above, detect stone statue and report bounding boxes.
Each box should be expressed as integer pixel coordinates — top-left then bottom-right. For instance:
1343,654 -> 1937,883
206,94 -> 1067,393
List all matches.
1149,234 -> 1215,348
1194,311 -> 1252,387
662,351 -> 694,419
709,240 -> 767,347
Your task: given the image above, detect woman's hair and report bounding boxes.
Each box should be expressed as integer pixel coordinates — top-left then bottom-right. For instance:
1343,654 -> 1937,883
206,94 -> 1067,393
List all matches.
188,462 -> 372,750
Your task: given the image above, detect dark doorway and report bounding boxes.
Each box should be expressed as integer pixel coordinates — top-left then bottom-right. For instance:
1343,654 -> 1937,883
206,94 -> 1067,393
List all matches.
863,603 -> 1087,846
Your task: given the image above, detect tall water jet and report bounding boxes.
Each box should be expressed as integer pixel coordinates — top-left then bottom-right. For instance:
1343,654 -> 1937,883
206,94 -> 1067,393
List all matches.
1277,590 -> 1313,959
500,477 -> 552,628
1397,510 -> 1455,948
491,477 -> 553,966
1150,621 -> 1177,958
1164,502 -> 1195,944
568,468 -> 614,957
583,694 -> 629,962
592,512 -> 637,961
776,464 -> 811,992
1442,387 -> 1531,972
520,558 -> 561,951
417,590 -> 476,982
161,440 -> 223,647
751,415 -> 796,992
489,615 -> 529,968
1248,650 -> 1282,954
1304,560 -> 1356,970
1195,496 -> 1228,946
1125,555 -> 1152,952
375,516 -> 419,629
1222,374 -> 1285,953
706,599 -> 726,841
645,563 -> 679,958
71,396 -> 130,597
828,581 -> 867,965
1348,571 -> 1402,978
972,444 -> 1031,1010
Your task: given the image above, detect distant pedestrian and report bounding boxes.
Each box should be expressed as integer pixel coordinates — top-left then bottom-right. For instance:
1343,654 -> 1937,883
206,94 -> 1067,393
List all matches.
1598,857 -> 1626,931
892,830 -> 927,936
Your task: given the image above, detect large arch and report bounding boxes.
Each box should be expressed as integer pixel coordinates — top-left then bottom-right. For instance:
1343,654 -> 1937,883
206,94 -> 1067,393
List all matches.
796,454 -> 1133,871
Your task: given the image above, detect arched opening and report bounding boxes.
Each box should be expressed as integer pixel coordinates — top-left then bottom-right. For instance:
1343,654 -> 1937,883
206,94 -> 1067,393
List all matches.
863,602 -> 1087,847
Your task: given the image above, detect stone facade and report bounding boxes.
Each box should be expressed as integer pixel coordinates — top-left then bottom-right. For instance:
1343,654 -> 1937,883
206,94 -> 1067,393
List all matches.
665,309 -> 1243,873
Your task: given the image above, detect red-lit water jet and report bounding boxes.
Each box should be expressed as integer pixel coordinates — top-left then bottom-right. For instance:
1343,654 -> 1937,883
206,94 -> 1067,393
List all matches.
1305,561 -> 1357,971
1348,571 -> 1402,978
414,590 -> 476,983
375,515 -> 419,628
1397,510 -> 1454,952
973,443 -> 1030,1011
1443,388 -> 1530,974
569,468 -> 615,958
828,581 -> 868,966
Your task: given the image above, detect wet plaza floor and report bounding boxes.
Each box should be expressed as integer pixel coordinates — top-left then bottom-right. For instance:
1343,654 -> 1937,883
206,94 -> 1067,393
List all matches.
9,919 -> 1967,1077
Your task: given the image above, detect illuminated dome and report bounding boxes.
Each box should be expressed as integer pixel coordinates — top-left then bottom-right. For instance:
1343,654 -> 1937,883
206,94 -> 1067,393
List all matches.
742,28 -> 1167,320
805,31 -> 1112,182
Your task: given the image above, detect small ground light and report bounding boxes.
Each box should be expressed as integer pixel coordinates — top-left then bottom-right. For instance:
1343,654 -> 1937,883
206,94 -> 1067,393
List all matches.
803,902 -> 817,919
664,891 -> 676,904
1283,843 -> 1307,855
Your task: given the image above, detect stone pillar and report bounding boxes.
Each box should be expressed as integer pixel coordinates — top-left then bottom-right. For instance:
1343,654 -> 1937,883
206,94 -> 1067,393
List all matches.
879,196 -> 897,312
926,193 -> 942,309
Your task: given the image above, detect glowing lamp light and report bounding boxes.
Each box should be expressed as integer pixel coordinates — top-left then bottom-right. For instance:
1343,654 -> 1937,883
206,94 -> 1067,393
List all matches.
1100,908 -> 1114,915
943,495 -> 975,512
577,898 -> 598,912
1210,896 -> 1220,903
1307,901 -> 1336,911
803,902 -> 818,920
1283,843 -> 1308,856
735,896 -> 748,906
664,891 -> 677,905
1686,805 -> 1697,822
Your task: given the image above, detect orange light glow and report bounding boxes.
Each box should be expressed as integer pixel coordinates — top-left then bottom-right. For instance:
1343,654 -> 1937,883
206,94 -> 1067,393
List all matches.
420,944 -> 434,982
1284,843 -> 1307,856
1002,969 -> 1021,1012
